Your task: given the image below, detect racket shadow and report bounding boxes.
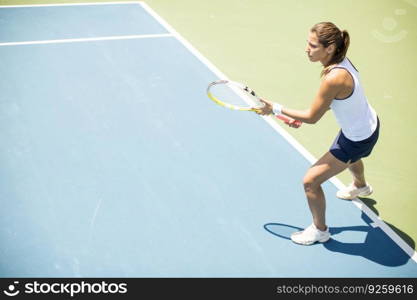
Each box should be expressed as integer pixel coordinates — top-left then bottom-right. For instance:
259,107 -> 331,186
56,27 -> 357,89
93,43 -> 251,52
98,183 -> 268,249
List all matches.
263,223 -> 303,241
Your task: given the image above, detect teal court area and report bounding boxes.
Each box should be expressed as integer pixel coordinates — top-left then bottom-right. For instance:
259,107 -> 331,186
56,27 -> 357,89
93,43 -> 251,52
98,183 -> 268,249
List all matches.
0,2 -> 416,277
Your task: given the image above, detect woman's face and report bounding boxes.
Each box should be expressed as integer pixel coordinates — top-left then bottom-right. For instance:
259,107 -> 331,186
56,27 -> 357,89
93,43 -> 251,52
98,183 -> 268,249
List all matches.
305,31 -> 332,63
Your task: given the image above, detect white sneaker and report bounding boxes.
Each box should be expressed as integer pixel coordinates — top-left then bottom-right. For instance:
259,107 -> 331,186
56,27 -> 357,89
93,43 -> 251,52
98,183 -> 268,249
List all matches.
336,183 -> 373,200
291,224 -> 330,245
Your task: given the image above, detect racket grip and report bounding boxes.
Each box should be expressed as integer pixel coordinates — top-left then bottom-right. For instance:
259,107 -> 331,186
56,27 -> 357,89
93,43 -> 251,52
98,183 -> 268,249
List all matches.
276,114 -> 302,127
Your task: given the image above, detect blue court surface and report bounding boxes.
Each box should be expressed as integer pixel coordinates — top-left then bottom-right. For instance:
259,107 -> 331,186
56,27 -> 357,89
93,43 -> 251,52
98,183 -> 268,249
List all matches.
0,2 -> 416,277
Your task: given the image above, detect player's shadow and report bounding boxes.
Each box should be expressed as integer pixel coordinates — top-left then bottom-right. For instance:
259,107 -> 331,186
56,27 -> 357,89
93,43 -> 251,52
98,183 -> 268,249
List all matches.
264,198 -> 415,267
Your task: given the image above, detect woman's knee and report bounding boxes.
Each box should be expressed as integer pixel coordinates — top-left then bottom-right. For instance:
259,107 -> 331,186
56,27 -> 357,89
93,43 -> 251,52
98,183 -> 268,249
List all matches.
303,174 -> 321,192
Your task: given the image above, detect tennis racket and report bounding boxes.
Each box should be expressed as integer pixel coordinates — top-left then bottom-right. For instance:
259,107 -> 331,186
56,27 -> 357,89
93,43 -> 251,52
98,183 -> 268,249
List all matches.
206,79 -> 302,127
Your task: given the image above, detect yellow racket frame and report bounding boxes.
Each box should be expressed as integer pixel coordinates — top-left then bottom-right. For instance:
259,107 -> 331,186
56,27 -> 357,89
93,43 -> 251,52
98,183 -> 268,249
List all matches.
206,80 -> 263,113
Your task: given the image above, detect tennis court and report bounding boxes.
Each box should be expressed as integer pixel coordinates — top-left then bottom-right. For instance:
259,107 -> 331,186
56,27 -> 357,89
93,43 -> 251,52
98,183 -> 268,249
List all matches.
0,2 -> 416,277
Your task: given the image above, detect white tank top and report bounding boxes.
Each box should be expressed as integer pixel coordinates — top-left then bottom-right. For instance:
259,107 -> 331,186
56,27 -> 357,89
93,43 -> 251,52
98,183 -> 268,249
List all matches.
329,57 -> 378,141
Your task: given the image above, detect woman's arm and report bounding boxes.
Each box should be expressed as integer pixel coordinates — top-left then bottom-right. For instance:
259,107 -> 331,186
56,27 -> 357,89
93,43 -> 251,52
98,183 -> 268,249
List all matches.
258,70 -> 346,124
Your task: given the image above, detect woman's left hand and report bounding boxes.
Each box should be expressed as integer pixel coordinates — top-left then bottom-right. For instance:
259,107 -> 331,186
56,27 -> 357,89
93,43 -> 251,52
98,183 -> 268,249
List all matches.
255,98 -> 274,115
255,99 -> 301,129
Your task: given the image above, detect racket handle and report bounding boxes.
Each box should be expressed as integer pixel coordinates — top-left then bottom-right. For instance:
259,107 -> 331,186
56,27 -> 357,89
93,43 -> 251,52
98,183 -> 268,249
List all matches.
276,114 -> 302,127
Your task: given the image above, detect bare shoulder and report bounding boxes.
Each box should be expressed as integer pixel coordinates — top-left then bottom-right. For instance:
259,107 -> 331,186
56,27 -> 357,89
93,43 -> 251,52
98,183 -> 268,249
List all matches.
321,67 -> 354,99
323,68 -> 351,87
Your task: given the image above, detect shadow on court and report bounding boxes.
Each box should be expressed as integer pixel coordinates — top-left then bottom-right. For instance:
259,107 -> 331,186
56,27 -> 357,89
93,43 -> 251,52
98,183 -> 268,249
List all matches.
264,199 -> 415,267
359,197 -> 416,252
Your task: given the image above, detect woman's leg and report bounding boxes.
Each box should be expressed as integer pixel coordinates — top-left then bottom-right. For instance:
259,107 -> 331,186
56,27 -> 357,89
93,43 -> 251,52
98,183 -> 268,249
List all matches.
348,159 -> 367,188
303,151 -> 349,230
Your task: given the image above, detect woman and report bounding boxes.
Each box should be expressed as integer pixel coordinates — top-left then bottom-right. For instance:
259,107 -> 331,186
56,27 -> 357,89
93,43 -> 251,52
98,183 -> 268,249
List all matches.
257,22 -> 379,245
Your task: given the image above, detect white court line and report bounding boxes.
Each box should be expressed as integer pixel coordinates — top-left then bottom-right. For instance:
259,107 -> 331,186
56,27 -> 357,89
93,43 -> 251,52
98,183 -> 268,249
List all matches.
0,33 -> 173,47
139,2 -> 417,263
0,1 -> 140,8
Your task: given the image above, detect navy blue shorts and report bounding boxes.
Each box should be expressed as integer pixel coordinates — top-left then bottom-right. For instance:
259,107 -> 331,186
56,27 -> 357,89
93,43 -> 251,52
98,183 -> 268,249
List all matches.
330,118 -> 380,164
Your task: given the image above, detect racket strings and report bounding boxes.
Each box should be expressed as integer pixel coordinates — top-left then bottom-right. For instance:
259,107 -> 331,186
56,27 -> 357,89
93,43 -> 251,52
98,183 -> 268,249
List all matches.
243,86 -> 254,96
208,81 -> 253,109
